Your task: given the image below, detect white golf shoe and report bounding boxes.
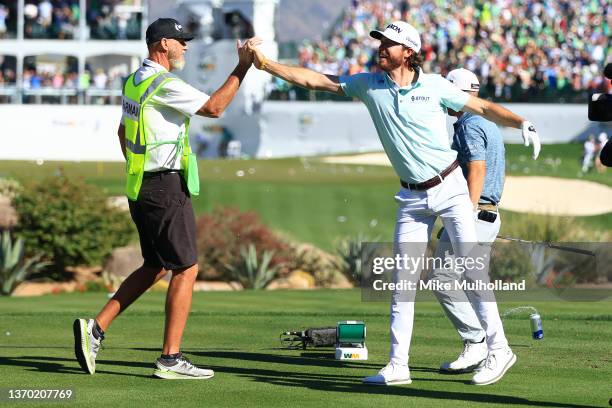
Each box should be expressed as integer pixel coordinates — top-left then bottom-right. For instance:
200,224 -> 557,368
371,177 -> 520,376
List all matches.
472,347 -> 516,385
440,340 -> 488,372
363,362 -> 412,385
153,354 -> 214,380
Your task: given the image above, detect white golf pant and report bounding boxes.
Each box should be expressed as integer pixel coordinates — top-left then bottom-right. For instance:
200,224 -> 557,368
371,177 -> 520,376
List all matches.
432,212 -> 509,351
389,167 -> 478,366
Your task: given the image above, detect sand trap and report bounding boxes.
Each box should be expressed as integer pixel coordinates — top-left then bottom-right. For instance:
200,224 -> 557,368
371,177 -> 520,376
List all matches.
321,153 -> 612,216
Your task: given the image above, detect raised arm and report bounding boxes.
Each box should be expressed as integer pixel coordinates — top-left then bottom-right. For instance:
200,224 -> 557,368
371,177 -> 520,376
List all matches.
197,38 -> 259,118
246,41 -> 344,95
462,96 -> 523,128
463,96 -> 541,159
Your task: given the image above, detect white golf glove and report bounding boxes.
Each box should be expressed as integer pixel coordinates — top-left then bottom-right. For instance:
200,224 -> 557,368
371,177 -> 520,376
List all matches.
521,120 -> 541,160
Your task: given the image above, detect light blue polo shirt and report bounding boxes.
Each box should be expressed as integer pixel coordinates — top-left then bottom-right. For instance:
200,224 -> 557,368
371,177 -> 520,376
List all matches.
339,70 -> 469,183
452,112 -> 505,204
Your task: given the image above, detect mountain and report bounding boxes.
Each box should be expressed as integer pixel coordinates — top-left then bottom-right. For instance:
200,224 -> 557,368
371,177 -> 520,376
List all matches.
149,0 -> 351,43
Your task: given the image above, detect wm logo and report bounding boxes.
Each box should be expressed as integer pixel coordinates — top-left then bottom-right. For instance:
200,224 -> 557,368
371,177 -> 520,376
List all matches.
344,353 -> 361,358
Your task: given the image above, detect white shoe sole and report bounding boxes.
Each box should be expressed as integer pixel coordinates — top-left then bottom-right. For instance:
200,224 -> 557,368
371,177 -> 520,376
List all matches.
153,369 -> 214,380
440,359 -> 486,373
472,354 -> 517,385
73,319 -> 95,375
363,379 -> 412,386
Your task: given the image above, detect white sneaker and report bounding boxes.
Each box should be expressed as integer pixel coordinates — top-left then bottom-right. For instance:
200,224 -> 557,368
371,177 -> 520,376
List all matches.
153,354 -> 214,380
363,362 -> 412,385
440,340 -> 488,372
472,348 -> 516,385
73,318 -> 102,375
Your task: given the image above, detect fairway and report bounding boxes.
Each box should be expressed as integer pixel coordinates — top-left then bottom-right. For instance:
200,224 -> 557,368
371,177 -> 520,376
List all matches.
1,143 -> 610,250
0,290 -> 610,407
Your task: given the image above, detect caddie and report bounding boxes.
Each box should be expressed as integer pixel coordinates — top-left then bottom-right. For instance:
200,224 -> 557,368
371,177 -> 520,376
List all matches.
73,18 -> 260,379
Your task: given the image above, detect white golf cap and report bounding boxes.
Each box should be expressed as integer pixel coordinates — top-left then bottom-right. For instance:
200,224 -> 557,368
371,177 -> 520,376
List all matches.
370,21 -> 421,53
446,68 -> 480,92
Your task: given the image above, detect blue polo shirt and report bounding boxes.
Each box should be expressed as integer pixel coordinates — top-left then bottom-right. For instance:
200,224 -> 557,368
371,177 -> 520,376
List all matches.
452,112 -> 505,204
339,70 -> 469,183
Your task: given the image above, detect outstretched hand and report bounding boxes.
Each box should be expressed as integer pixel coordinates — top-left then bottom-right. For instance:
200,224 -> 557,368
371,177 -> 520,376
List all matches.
243,38 -> 267,70
237,37 -> 263,67
521,121 -> 541,160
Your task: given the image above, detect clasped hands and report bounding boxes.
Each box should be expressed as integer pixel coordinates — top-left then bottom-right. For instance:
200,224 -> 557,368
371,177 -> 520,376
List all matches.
237,37 -> 266,70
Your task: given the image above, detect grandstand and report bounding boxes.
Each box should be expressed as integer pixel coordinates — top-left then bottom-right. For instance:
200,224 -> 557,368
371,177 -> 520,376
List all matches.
0,0 -> 146,104
0,0 -> 609,160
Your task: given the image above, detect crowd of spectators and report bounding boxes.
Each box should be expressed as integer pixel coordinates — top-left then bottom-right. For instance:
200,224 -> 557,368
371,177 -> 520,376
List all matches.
87,0 -> 142,40
0,2 -> 13,39
0,58 -> 125,104
24,0 -> 80,39
19,0 -> 141,40
275,0 -> 611,103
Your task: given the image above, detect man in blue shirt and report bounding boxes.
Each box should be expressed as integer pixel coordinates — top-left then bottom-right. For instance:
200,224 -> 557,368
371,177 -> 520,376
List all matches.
243,21 -> 540,386
431,68 -> 512,385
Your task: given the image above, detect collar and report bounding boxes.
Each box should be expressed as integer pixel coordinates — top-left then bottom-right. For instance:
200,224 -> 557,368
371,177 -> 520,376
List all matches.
142,58 -> 167,72
384,68 -> 422,93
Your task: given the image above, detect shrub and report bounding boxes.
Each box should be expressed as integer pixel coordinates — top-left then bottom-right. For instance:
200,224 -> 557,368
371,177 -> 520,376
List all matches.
0,177 -> 22,199
12,174 -> 135,277
335,233 -> 379,284
196,207 -> 292,280
489,242 -> 534,283
497,213 -> 610,283
500,213 -> 578,242
228,244 -> 280,289
0,231 -> 49,295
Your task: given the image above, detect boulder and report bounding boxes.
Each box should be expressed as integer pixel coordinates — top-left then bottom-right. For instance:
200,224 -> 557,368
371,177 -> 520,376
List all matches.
65,265 -> 102,284
104,245 -> 144,280
12,281 -> 77,297
267,269 -> 316,290
193,281 -> 243,291
328,272 -> 354,289
0,195 -> 17,229
107,196 -> 129,212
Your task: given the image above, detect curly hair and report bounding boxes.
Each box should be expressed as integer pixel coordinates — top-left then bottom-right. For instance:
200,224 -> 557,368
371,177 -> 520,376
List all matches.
404,48 -> 424,72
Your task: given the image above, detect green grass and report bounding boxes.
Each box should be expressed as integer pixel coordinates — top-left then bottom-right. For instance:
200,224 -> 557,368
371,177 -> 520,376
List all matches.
504,144 -> 611,186
0,143 -> 610,250
0,290 -> 610,407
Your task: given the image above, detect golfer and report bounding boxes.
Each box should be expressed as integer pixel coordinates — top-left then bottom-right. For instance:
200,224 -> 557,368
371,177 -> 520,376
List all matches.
431,68 -> 515,385
244,21 -> 540,385
73,18 -> 260,379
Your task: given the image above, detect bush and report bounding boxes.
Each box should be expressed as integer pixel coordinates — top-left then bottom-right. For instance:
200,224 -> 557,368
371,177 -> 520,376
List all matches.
0,177 -> 22,199
12,175 -> 135,277
196,207 -> 292,280
497,213 -> 610,283
500,213 -> 578,242
335,233 -> 379,284
489,242 -> 534,283
0,231 -> 48,295
228,244 -> 280,289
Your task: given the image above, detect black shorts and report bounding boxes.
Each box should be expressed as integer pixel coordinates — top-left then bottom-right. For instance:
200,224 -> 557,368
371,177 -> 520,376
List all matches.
128,171 -> 198,270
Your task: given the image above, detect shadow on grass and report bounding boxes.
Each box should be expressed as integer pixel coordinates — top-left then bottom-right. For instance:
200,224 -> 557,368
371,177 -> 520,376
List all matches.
193,350 -> 384,369
0,356 -> 153,379
191,351 -> 599,408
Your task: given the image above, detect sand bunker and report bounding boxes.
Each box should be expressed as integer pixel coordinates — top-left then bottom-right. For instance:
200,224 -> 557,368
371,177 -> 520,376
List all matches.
322,153 -> 612,216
